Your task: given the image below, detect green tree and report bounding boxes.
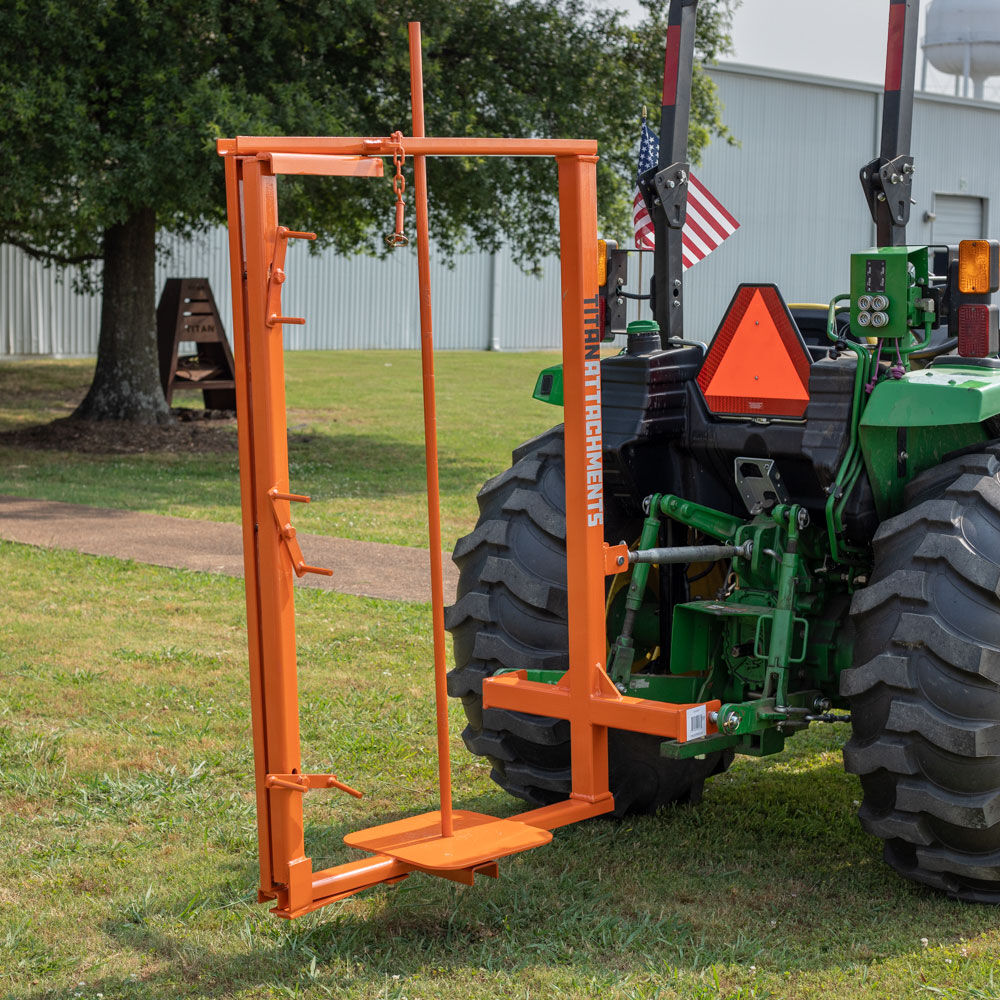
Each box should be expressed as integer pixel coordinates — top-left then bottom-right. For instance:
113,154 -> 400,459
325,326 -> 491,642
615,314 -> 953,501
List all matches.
0,0 -> 736,424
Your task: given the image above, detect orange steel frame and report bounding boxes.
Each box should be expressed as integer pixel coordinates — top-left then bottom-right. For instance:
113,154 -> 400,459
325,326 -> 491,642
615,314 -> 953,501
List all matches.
217,23 -> 718,920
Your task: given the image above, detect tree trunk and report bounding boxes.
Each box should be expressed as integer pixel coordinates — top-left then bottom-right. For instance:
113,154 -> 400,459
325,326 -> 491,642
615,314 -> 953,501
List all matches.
73,206 -> 173,424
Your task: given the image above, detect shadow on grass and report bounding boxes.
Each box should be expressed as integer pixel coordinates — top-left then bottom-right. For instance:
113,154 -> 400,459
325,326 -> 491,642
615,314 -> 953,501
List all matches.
0,429 -> 485,497
0,359 -> 91,410
21,758 -> 1000,999
289,432 -> 495,500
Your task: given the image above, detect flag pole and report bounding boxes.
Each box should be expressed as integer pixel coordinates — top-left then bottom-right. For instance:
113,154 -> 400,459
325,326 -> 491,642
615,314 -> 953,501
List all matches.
637,107 -> 646,325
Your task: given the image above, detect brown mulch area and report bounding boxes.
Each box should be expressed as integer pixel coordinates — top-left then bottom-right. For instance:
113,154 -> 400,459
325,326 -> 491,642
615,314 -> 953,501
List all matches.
0,410 -> 238,454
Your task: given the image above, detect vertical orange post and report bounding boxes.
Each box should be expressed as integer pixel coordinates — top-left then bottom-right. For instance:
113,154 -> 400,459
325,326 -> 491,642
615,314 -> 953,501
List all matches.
232,157 -> 311,909
223,153 -> 276,895
556,154 -> 611,804
409,21 -> 454,838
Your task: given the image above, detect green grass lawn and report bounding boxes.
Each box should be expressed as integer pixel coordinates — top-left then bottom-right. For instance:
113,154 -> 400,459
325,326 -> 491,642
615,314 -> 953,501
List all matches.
3,354 -> 1000,999
0,352 -> 562,549
3,543 -> 1000,1000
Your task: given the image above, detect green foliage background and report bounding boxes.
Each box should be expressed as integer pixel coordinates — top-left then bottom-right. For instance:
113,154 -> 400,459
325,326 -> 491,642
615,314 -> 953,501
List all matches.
0,0 -> 738,276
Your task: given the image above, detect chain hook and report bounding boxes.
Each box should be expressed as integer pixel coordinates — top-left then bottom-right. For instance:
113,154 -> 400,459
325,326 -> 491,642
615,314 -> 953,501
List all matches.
384,131 -> 409,249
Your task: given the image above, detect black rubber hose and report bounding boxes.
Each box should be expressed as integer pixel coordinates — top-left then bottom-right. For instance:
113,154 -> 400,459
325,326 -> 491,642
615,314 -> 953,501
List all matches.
909,336 -> 958,360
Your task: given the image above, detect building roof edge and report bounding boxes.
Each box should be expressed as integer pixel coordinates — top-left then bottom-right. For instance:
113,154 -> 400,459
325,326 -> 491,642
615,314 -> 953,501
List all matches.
708,60 -> 1000,109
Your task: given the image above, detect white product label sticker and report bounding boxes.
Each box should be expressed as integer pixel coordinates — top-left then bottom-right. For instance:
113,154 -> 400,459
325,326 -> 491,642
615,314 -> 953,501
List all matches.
685,705 -> 707,742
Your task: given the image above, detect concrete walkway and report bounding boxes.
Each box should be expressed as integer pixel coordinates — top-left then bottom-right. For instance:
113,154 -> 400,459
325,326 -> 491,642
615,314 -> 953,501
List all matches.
0,495 -> 458,604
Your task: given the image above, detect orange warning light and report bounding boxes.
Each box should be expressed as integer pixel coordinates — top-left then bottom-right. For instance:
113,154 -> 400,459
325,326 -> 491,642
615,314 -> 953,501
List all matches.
958,239 -> 1000,295
697,284 -> 811,418
597,239 -> 611,287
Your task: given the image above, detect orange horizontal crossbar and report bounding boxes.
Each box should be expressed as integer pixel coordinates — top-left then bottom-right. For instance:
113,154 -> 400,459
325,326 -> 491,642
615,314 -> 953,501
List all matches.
482,671 -> 721,742
220,135 -> 597,159
513,796 -> 615,827
258,153 -> 385,177
275,853 -> 501,919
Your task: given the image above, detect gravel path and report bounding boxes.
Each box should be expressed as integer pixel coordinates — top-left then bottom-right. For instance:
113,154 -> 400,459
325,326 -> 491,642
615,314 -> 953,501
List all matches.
0,495 -> 458,604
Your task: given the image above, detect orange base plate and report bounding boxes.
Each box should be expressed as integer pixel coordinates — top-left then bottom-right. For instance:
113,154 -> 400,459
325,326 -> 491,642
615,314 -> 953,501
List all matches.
344,810 -> 552,870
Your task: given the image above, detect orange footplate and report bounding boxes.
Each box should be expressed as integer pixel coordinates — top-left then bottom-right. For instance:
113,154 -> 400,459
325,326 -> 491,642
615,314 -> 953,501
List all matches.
344,810 -> 552,871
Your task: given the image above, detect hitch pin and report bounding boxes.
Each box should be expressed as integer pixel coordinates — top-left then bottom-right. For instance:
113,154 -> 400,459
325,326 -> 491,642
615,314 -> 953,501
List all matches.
629,540 -> 753,565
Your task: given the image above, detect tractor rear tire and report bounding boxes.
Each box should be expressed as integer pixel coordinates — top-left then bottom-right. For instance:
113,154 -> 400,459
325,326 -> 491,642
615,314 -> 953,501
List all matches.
842,445 -> 1000,902
445,425 -> 732,817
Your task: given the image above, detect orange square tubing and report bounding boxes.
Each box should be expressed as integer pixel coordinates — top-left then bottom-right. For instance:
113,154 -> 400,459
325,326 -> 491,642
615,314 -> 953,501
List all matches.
554,150 -> 613,805
408,21 -> 454,840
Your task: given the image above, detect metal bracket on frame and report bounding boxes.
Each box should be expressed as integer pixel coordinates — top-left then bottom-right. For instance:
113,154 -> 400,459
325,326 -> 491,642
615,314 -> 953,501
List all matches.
265,226 -> 315,328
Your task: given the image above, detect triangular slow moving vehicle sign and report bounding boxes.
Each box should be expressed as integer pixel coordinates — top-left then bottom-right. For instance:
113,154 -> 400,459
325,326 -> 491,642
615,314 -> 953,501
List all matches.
697,284 -> 811,418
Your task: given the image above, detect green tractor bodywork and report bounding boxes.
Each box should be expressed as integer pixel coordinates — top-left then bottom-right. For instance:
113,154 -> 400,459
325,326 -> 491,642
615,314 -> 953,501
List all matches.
859,363 -> 993,516
532,364 -> 564,406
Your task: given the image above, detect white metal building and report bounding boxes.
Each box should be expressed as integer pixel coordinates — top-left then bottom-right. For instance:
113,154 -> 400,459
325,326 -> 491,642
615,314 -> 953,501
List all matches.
3,62 -> 1000,357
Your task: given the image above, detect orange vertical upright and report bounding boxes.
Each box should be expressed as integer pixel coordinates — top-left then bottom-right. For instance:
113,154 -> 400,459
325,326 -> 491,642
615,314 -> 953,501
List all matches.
235,157 -> 309,908
222,153 -> 276,896
556,154 -> 612,804
408,21 -> 454,839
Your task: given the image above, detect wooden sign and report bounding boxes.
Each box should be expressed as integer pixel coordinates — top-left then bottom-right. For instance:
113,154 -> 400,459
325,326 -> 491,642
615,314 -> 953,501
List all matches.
156,278 -> 237,412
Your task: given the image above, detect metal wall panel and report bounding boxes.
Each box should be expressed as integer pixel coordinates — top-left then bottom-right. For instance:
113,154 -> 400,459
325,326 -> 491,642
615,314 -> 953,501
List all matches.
4,65 -> 1000,357
683,67 -> 880,339
1,244 -> 101,357
1,227 -> 561,356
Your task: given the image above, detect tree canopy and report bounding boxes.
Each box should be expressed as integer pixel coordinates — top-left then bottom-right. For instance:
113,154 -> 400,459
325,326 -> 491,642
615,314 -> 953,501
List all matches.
0,0 -> 737,422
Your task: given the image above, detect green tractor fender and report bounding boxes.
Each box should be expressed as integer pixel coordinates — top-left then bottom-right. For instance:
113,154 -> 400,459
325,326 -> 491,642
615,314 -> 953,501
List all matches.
533,363 -> 564,407
859,361 -> 1000,517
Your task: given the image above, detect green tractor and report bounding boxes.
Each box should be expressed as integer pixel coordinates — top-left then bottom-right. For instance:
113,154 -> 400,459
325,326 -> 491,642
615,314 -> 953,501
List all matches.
445,0 -> 1000,902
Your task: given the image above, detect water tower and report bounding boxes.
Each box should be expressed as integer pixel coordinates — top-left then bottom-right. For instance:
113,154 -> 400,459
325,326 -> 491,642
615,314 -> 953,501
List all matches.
921,0 -> 1000,100
922,0 -> 1000,99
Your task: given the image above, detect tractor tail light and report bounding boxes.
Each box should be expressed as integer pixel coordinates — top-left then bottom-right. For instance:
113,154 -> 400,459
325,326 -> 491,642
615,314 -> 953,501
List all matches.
957,303 -> 999,357
958,240 -> 1000,294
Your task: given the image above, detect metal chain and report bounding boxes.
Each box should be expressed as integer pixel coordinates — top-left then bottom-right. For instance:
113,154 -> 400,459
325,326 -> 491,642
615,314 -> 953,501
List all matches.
385,132 -> 408,249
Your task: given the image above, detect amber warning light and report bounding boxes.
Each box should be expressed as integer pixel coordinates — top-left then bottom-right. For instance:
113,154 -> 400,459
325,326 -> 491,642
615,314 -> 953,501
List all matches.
597,239 -> 612,287
697,284 -> 811,418
958,240 -> 1000,295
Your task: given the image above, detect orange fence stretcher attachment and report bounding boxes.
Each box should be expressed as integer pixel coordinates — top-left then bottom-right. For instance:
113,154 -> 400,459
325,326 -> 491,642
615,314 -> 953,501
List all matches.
218,22 -> 718,919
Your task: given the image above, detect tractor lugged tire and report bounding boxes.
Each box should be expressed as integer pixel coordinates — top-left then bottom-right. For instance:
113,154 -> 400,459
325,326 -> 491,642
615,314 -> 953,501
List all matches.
445,425 -> 732,817
842,445 -> 1000,902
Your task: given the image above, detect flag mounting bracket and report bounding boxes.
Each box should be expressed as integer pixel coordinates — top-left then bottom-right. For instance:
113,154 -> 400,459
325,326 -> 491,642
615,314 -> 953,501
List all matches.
653,162 -> 690,230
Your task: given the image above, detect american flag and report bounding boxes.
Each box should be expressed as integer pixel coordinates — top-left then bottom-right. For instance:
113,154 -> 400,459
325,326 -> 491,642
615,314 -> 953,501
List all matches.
632,119 -> 739,267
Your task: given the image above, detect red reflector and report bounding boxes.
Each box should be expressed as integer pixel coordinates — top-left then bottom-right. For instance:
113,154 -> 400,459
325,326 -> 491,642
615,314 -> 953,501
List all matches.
697,285 -> 811,418
958,303 -> 998,357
